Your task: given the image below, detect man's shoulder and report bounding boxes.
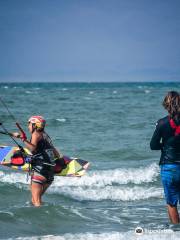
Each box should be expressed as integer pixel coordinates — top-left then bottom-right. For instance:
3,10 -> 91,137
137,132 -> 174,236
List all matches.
157,116 -> 169,127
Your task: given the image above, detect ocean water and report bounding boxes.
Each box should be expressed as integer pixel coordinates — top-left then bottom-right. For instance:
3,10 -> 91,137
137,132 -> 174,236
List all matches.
0,82 -> 180,240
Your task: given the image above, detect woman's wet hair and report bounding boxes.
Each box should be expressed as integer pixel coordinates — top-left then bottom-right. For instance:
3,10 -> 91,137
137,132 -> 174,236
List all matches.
162,91 -> 180,121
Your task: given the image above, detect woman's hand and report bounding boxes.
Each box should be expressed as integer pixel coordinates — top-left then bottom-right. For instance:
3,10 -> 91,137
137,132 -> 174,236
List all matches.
11,132 -> 21,138
11,132 -> 27,141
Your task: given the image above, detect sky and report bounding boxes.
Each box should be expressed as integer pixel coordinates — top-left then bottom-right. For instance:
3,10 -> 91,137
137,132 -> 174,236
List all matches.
0,0 -> 180,82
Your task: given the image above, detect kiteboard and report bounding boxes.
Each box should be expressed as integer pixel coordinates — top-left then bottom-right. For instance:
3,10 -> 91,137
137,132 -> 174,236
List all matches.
0,145 -> 89,177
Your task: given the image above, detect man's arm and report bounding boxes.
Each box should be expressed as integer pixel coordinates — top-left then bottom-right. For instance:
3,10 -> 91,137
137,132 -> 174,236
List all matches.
150,120 -> 162,150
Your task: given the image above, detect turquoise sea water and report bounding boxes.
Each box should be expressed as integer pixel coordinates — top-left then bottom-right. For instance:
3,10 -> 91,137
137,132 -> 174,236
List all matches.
0,82 -> 180,240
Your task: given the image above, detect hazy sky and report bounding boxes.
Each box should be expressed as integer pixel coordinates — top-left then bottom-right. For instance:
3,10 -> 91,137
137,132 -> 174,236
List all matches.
0,0 -> 180,82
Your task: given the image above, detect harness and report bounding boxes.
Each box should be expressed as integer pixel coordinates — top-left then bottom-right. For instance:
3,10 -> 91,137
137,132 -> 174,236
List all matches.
169,118 -> 180,136
160,117 -> 180,164
31,149 -> 56,167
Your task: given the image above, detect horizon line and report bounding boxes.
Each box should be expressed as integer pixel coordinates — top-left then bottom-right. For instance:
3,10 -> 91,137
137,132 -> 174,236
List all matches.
0,80 -> 179,84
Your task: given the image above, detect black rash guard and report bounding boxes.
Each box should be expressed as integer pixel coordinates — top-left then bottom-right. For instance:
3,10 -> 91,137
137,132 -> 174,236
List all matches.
150,116 -> 180,165
35,133 -> 54,156
31,132 -> 55,177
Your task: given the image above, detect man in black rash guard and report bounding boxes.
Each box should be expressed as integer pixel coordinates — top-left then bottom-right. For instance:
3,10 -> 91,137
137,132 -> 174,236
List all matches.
150,116 -> 180,165
150,91 -> 180,224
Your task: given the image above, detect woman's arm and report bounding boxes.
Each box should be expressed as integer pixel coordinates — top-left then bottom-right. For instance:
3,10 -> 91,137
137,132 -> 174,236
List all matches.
23,132 -> 41,153
11,132 -> 38,153
150,120 -> 163,150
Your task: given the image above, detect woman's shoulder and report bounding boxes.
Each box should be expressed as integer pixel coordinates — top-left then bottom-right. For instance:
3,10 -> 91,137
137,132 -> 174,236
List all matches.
32,131 -> 43,141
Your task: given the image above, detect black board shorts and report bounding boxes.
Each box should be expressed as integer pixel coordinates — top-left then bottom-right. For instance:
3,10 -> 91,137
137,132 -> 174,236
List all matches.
31,166 -> 54,185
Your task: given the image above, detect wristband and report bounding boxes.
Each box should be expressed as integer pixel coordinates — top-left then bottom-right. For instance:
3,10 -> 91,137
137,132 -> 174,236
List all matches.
20,132 -> 27,142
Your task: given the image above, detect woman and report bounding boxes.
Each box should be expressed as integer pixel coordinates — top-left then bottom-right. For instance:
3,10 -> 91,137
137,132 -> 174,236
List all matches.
13,116 -> 61,207
150,91 -> 180,224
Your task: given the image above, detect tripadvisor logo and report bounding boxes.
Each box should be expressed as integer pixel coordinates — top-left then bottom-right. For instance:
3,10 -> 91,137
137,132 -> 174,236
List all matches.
135,227 -> 144,235
135,226 -> 172,235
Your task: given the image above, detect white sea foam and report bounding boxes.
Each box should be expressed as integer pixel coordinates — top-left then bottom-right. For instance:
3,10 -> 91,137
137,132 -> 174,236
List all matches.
84,97 -> 92,100
69,207 -> 92,220
50,185 -> 163,201
0,163 -> 161,201
0,171 -> 28,184
56,118 -> 66,122
25,90 -> 33,94
0,210 -> 14,217
52,163 -> 159,188
0,163 -> 159,188
0,170 -> 163,201
14,230 -> 179,240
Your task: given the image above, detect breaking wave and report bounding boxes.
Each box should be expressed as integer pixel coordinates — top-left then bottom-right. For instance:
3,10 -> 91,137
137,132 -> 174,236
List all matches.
50,185 -> 163,201
0,163 -> 162,201
14,230 -> 179,240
